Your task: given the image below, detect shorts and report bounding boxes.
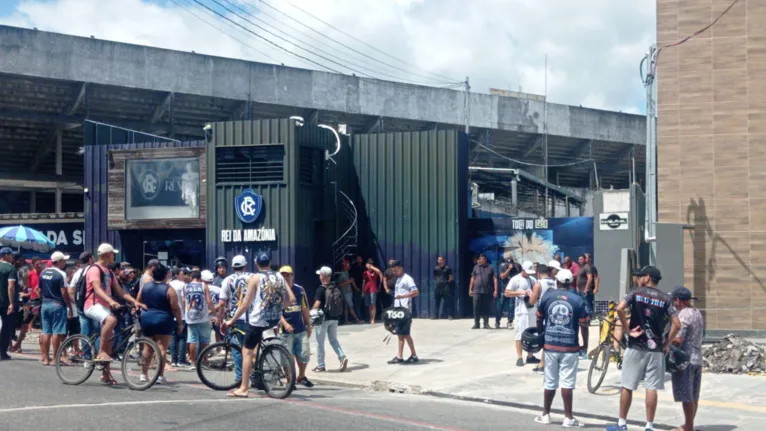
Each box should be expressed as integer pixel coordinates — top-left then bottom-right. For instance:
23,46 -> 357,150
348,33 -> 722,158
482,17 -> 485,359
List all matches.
141,311 -> 174,337
514,313 -> 533,341
621,348 -> 665,391
281,331 -> 310,363
41,301 -> 68,335
84,303 -> 113,325
187,321 -> 212,344
364,293 -> 377,307
243,325 -> 265,349
543,350 -> 579,390
24,301 -> 41,324
672,364 -> 702,403
343,292 -> 354,308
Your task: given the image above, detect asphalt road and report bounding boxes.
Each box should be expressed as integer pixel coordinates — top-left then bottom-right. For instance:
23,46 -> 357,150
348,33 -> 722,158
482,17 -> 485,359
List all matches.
0,352 -> 612,431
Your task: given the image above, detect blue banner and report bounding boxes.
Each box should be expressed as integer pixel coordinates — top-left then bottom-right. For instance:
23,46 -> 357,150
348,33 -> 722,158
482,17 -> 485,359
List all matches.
128,158 -> 200,208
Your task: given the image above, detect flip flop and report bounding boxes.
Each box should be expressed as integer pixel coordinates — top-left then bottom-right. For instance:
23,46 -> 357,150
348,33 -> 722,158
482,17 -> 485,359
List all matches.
226,391 -> 249,398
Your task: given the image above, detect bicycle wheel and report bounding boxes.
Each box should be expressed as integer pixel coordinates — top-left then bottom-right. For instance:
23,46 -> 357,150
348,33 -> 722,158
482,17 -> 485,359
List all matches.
587,343 -> 612,394
55,335 -> 96,385
121,337 -> 162,390
257,343 -> 296,399
197,341 -> 242,391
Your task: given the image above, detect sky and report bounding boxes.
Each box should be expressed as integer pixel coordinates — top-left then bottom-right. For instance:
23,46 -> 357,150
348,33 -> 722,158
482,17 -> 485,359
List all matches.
0,0 -> 656,114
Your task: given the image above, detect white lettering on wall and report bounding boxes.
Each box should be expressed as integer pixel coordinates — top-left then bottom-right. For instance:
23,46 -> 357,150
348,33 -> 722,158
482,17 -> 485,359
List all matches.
221,228 -> 276,243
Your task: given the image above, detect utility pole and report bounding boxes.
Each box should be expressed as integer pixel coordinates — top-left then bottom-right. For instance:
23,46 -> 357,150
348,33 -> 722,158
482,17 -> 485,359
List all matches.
464,76 -> 471,134
644,45 -> 658,265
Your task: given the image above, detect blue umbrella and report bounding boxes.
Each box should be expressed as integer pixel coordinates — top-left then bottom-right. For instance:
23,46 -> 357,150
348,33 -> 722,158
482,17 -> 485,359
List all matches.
0,225 -> 56,252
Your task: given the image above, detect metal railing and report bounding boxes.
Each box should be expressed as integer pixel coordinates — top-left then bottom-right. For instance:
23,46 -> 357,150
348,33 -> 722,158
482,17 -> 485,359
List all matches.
332,190 -> 358,267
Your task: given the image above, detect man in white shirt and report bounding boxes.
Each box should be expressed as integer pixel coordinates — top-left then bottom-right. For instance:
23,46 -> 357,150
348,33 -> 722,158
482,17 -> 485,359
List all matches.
168,267 -> 189,367
505,260 -> 541,367
386,260 -> 419,365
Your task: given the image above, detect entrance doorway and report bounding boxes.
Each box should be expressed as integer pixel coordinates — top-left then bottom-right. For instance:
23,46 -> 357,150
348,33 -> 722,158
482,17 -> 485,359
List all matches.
142,239 -> 204,269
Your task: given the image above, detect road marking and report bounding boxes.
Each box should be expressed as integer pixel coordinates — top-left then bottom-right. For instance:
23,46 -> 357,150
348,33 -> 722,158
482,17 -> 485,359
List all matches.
0,398 -> 253,413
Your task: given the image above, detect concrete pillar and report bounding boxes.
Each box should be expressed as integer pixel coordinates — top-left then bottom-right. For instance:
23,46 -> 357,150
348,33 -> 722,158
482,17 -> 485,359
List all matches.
55,188 -> 62,214
29,192 -> 36,213
55,128 -> 63,214
511,178 -> 518,207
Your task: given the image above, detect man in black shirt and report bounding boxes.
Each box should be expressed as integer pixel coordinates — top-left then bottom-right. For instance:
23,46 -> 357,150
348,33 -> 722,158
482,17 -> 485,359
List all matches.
469,253 -> 497,330
0,247 -> 18,360
496,255 -> 520,329
350,255 -> 366,320
433,256 -> 453,319
606,266 -> 680,431
39,251 -> 72,365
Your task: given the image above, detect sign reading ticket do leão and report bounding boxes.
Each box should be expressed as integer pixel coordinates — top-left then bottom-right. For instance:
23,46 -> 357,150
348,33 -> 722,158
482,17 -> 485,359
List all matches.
221,188 -> 275,243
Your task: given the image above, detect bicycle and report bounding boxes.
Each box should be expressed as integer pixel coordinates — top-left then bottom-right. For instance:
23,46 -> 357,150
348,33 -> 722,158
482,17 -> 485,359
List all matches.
196,326 -> 295,399
54,305 -> 163,391
586,306 -> 627,394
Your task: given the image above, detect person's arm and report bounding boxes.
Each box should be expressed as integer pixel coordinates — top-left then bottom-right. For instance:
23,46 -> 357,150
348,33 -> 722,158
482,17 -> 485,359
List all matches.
447,267 -> 453,284
280,315 -> 294,333
225,275 -> 260,325
672,312 -> 688,345
505,280 -> 530,298
593,273 -> 600,295
664,306 -> 682,353
469,275 -> 475,296
493,272 -> 498,298
300,290 -> 312,337
203,283 -> 215,311
112,276 -> 145,309
528,281 -> 541,304
536,301 -> 546,331
60,278 -> 71,313
167,288 -> 183,334
585,273 -> 593,292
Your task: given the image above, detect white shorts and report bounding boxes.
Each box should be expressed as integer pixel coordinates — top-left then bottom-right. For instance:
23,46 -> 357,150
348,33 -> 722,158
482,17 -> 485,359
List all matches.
544,350 -> 579,390
84,303 -> 112,324
514,313 -> 533,340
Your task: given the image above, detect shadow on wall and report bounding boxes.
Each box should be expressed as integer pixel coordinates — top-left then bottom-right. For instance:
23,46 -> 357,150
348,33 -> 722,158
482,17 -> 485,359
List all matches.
686,198 -> 765,328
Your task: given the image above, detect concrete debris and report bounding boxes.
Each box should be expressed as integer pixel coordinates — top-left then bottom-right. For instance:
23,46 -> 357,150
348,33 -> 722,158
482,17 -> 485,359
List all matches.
702,334 -> 766,374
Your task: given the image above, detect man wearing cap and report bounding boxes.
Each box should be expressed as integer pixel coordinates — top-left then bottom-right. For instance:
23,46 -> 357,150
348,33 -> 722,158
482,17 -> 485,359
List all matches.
39,251 -> 72,365
496,255 -> 521,329
83,243 -> 145,385
279,265 -> 314,387
532,264 -> 558,373
469,253 -> 497,330
221,252 -> 294,398
218,255 -> 252,381
0,247 -> 18,360
505,260 -> 541,367
670,287 -> 703,431
534,268 -> 589,427
312,265 -> 349,372
606,266 -> 681,431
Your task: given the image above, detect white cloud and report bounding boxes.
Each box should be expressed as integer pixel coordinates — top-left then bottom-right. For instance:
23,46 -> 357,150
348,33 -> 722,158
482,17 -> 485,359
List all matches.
0,0 -> 655,112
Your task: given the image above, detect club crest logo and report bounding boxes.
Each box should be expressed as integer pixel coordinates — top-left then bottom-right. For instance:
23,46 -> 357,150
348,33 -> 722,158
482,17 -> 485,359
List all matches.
235,189 -> 263,224
139,170 -> 159,201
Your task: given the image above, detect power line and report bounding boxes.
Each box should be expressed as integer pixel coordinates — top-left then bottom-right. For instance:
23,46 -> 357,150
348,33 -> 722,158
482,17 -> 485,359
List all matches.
169,0 -> 282,63
191,0 -> 344,73
221,0 -> 461,86
272,0 -> 460,83
472,140 -> 594,168
251,0 -> 458,84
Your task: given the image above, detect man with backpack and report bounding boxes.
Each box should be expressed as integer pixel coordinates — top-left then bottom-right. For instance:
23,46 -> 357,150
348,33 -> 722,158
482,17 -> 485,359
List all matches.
312,266 -> 349,373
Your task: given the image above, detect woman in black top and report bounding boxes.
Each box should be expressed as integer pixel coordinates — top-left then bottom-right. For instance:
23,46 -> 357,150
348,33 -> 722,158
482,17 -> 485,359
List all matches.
137,265 -> 183,384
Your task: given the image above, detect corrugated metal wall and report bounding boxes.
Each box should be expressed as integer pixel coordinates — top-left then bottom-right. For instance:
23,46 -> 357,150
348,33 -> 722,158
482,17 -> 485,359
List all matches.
335,130 -> 469,317
83,121 -> 204,256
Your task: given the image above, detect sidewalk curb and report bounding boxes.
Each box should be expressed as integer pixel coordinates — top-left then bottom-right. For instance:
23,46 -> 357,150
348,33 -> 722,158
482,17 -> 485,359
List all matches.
310,377 -> 676,431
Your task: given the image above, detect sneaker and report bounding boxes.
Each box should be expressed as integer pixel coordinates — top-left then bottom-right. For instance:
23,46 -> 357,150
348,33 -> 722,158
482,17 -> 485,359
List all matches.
312,366 -> 326,372
507,321 -> 514,329
604,425 -> 628,431
532,366 -> 544,373
339,356 -> 348,372
388,356 -> 404,364
516,358 -> 524,367
526,356 -> 541,364
494,322 -> 500,329
139,374 -> 148,383
298,377 -> 314,388
170,362 -> 179,368
188,365 -> 197,371
405,355 -> 419,364
483,324 -> 492,330
471,324 -> 480,330
562,417 -> 584,428
534,414 -> 551,424
156,376 -> 168,385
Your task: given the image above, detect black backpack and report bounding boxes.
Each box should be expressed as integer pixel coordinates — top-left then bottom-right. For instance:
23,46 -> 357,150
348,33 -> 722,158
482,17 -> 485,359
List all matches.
75,265 -> 104,312
323,283 -> 344,318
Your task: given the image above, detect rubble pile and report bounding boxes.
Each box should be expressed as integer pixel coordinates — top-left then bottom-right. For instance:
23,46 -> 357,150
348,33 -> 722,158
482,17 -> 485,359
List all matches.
702,334 -> 766,374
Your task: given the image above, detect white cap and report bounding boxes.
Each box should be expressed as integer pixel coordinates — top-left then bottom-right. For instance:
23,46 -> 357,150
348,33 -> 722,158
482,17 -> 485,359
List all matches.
522,260 -> 536,274
547,260 -> 562,271
232,255 -> 247,268
555,269 -> 574,284
316,266 -> 332,276
97,243 -> 119,256
201,269 -> 214,282
51,251 -> 70,262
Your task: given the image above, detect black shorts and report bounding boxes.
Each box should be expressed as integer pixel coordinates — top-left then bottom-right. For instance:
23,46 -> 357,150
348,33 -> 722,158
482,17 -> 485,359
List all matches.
243,325 -> 265,350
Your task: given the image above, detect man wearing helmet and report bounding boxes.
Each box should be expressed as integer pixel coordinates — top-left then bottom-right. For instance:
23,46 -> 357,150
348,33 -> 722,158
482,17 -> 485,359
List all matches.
212,257 -> 228,287
534,269 -> 590,427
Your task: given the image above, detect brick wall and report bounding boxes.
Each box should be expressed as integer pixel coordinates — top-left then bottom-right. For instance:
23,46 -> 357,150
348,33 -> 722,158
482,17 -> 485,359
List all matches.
657,0 -> 766,332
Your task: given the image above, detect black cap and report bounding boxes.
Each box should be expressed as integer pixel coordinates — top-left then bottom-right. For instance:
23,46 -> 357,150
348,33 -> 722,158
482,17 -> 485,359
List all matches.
671,286 -> 697,301
120,261 -> 132,269
390,260 -> 402,268
107,262 -> 120,271
78,251 -> 93,264
633,266 -> 662,281
182,266 -> 193,275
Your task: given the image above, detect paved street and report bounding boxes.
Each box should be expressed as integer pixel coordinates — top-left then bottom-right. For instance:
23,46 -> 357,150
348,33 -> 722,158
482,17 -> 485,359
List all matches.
0,352 -> 613,431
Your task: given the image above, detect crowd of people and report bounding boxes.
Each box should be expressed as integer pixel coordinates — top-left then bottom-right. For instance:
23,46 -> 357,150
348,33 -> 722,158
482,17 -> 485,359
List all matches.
0,244 -> 705,429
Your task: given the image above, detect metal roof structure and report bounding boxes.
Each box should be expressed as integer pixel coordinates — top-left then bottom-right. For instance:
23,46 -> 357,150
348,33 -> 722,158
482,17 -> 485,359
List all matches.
0,25 -> 646,192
